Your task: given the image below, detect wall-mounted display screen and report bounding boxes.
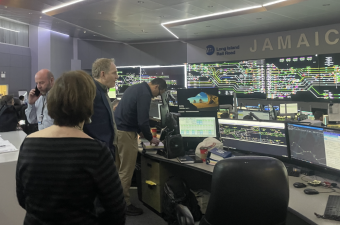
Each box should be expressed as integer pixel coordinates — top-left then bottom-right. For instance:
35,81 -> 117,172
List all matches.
266,54 -> 340,101
141,66 -> 185,89
187,60 -> 266,99
116,67 -> 140,94
177,88 -> 219,112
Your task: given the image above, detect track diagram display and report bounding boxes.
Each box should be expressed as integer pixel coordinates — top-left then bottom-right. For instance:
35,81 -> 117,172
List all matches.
187,60 -> 266,98
116,67 -> 140,94
219,120 -> 288,157
267,54 -> 340,101
288,124 -> 326,166
141,66 -> 185,88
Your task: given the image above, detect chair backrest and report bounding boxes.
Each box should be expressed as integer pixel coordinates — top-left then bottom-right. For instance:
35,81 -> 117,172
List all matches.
0,105 -> 18,132
202,156 -> 289,225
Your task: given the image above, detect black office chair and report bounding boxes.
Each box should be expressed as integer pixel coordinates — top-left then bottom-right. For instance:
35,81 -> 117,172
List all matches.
176,156 -> 289,225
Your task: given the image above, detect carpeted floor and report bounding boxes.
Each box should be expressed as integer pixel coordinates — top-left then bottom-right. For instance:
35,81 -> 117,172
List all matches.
126,189 -> 167,225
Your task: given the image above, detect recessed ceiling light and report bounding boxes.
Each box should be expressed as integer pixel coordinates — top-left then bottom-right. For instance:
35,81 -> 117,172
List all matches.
98,25 -> 101,27
29,13 -> 32,14
84,31 -> 86,33
4,6 -> 7,8
42,0 -> 84,13
40,16 -> 42,18
93,35 -> 96,36
323,4 -> 330,6
98,12 -> 102,14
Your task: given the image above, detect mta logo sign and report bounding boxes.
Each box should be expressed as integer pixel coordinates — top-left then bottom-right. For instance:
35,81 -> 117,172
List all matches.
206,45 -> 215,55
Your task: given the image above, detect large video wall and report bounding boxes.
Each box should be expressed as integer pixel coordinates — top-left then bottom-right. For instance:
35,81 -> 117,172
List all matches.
187,53 -> 340,102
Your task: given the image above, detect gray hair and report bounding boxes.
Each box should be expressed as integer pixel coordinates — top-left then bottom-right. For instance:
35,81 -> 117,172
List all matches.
92,58 -> 115,79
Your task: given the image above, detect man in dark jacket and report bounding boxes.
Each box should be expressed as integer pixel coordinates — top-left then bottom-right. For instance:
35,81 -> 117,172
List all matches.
115,78 -> 167,216
84,58 -> 118,157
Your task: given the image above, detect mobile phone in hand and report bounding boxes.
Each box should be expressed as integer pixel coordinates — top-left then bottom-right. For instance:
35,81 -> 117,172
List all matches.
34,86 -> 40,96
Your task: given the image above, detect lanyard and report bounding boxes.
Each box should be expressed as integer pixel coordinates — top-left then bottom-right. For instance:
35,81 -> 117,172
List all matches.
41,96 -> 46,116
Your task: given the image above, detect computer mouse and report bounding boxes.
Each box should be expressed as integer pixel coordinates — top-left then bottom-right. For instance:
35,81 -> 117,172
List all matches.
293,182 -> 307,188
304,188 -> 319,195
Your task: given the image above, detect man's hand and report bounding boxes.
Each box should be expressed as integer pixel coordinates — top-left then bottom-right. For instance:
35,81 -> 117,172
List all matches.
28,89 -> 40,105
139,132 -> 145,139
150,137 -> 160,146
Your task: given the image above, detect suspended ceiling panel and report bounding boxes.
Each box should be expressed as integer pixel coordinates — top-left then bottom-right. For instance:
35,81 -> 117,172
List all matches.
0,0 -> 338,43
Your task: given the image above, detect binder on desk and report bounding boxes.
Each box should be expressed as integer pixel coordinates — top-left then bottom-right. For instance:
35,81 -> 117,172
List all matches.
206,148 -> 232,165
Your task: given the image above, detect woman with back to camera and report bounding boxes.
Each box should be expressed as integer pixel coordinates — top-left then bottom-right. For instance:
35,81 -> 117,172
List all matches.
16,70 -> 126,225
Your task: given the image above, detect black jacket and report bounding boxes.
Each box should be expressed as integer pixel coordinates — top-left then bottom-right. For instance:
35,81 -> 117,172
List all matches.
115,82 -> 153,141
84,80 -> 115,153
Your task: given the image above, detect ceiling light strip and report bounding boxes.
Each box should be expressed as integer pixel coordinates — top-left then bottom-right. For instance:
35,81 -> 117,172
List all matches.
263,0 -> 287,7
0,27 -> 20,33
161,24 -> 179,39
162,5 -> 262,26
50,30 -> 69,36
42,0 -> 85,13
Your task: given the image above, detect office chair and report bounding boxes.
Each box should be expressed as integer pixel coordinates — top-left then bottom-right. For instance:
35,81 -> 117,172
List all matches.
176,156 -> 289,225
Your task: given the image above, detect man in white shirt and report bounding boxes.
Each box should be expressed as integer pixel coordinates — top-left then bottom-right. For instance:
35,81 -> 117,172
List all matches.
25,69 -> 55,130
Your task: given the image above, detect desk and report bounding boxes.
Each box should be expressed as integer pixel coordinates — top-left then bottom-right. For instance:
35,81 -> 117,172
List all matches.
0,131 -> 26,225
140,153 -> 340,225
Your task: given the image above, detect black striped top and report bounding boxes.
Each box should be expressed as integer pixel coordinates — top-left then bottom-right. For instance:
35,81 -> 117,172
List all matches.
16,138 -> 126,225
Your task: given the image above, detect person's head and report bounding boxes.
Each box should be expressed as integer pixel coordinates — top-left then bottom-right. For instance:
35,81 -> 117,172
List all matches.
243,115 -> 252,120
314,111 -> 324,121
19,96 -> 24,101
35,69 -> 54,95
148,78 -> 167,97
220,112 -> 230,119
1,95 -> 14,106
112,99 -> 120,112
48,70 -> 96,127
92,58 -> 118,88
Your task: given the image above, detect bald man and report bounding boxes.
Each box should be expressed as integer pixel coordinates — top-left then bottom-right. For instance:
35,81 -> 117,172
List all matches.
25,69 -> 55,130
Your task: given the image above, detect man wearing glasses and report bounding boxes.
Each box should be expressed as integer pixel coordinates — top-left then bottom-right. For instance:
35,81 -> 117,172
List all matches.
114,78 -> 167,216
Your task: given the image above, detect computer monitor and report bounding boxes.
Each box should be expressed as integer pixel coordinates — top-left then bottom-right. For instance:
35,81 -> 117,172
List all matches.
149,101 -> 161,120
179,117 -> 217,137
301,111 -> 313,116
177,88 -> 219,112
288,124 -> 340,172
237,110 -> 270,120
108,88 -> 116,98
219,119 -> 288,157
264,106 -> 279,111
280,103 -> 298,115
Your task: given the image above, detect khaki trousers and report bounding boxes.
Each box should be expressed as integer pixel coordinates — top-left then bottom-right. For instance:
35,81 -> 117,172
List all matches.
115,130 -> 138,206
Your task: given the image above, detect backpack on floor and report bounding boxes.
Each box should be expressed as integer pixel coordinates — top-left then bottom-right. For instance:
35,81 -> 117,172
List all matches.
162,176 -> 202,225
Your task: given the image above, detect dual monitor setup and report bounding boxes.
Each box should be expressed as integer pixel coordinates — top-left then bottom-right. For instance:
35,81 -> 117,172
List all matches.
219,119 -> 340,175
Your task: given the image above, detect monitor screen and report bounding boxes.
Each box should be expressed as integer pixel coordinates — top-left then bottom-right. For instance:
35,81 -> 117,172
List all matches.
116,67 -> 141,94
187,60 -> 266,99
177,88 -> 219,112
264,106 -> 279,111
288,124 -> 340,171
179,117 -> 216,137
141,66 -> 185,89
237,110 -> 270,120
219,119 -> 288,157
280,103 -> 298,114
149,102 -> 161,120
108,88 -> 116,98
301,111 -> 313,116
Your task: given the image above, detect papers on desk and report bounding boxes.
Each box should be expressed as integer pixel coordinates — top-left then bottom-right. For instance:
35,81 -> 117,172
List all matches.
142,142 -> 164,149
0,137 -> 18,153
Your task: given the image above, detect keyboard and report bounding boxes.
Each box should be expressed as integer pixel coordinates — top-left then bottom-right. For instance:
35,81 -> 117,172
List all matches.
325,195 -> 340,217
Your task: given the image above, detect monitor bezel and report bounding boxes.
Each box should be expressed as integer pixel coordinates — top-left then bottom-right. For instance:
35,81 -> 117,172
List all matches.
287,123 -> 340,176
218,119 -> 290,160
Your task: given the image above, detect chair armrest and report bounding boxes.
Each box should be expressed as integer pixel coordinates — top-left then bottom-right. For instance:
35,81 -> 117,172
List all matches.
176,204 -> 195,225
